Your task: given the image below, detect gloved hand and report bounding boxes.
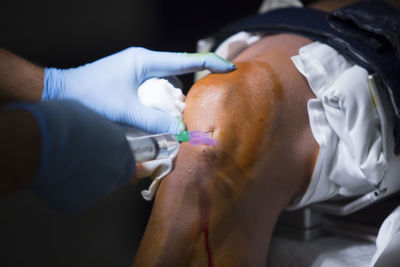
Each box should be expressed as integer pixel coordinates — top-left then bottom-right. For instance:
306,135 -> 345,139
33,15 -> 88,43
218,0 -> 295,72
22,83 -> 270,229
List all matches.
7,100 -> 135,213
42,47 -> 236,134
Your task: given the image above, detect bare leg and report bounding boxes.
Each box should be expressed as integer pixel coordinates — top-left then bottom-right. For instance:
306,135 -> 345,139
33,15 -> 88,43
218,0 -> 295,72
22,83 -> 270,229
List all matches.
133,0 -> 400,265
133,34 -> 319,267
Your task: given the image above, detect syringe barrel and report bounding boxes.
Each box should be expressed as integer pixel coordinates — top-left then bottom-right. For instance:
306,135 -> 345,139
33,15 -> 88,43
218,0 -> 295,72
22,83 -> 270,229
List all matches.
125,132 -> 180,163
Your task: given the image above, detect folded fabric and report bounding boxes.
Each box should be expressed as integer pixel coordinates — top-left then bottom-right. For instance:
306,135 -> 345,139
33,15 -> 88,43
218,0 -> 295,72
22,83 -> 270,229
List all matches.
370,204 -> 400,266
289,41 -> 388,208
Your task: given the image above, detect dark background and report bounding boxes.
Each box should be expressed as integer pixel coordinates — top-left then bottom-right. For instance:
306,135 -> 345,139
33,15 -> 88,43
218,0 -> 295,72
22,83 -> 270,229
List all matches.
0,0 -> 260,266
0,0 -> 261,91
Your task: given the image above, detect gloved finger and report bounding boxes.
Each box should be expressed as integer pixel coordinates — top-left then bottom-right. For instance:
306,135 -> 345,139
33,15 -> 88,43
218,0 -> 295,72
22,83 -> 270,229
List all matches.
131,104 -> 186,134
143,51 -> 236,78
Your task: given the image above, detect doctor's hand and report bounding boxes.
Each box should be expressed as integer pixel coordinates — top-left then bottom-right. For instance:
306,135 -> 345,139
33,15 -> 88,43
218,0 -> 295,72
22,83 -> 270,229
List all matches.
6,100 -> 135,213
42,47 -> 236,134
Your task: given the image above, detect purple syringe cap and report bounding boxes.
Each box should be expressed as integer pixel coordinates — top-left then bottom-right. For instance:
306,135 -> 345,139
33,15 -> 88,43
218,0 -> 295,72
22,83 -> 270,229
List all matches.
189,130 -> 217,146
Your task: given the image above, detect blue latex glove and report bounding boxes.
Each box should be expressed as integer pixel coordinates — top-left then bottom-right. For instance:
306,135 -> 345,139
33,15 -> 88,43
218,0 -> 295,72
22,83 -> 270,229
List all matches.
42,47 -> 236,134
7,100 -> 135,213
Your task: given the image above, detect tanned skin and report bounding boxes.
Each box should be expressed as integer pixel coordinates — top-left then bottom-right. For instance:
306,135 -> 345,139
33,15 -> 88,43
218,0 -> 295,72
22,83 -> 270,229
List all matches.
0,48 -> 43,193
0,48 -> 44,105
133,34 -> 319,267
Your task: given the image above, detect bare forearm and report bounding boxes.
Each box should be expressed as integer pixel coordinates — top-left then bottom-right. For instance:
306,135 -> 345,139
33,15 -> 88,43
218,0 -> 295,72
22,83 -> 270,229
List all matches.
0,48 -> 44,106
0,109 -> 40,194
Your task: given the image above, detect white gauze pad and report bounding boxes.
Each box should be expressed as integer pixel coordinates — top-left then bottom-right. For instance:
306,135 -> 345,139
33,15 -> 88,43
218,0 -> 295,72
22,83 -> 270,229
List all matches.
138,77 -> 185,119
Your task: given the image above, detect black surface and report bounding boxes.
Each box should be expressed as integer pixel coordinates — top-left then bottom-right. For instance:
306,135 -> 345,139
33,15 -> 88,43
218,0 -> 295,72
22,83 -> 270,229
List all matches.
0,0 -> 261,91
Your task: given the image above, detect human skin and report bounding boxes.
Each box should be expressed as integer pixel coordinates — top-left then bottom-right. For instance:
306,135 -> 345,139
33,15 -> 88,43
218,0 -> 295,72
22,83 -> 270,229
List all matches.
0,48 -> 44,106
0,48 -> 43,193
132,33 -> 319,266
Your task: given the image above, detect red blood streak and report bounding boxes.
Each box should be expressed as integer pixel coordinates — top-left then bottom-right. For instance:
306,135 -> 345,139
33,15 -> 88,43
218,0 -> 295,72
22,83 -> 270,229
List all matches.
199,174 -> 212,267
203,220 -> 213,267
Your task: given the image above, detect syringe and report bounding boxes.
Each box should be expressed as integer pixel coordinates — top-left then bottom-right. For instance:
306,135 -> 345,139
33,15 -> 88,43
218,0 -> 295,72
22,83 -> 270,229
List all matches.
125,132 -> 180,163
125,130 -> 216,164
